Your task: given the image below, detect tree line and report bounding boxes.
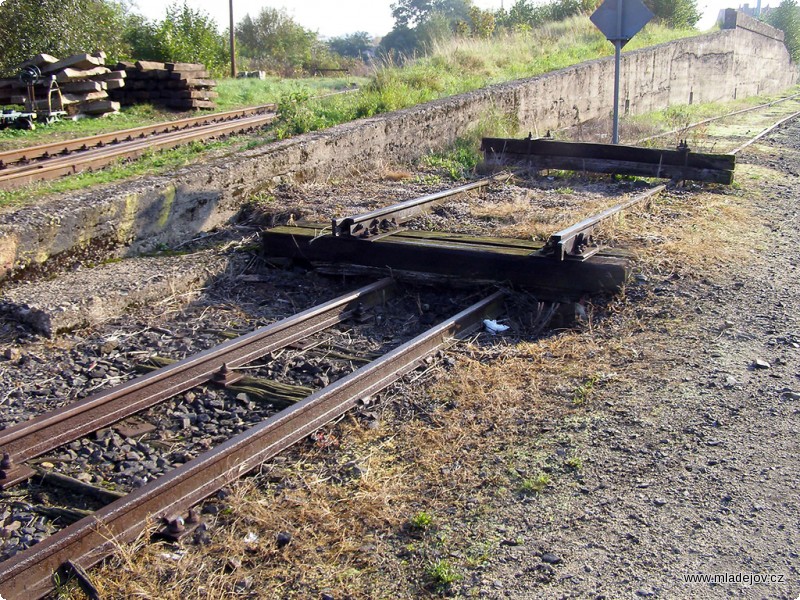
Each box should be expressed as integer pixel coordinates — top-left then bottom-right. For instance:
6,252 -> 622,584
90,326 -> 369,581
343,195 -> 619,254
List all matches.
378,0 -> 703,58
0,0 -> 374,77
0,0 -> 797,79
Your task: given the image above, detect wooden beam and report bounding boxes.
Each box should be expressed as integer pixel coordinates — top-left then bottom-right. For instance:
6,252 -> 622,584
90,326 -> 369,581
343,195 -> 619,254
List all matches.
41,53 -> 104,74
482,137 -> 735,184
262,225 -> 630,300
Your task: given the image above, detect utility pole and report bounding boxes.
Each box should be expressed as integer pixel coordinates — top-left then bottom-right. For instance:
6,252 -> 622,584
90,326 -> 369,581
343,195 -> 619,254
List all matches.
229,0 -> 236,78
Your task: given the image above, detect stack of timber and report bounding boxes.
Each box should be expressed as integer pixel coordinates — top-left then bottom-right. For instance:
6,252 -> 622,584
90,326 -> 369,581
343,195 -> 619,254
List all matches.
0,53 -> 122,116
110,61 -> 217,110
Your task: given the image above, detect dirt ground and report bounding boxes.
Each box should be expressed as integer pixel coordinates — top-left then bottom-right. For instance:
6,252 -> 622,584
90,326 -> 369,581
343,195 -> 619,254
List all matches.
1,98 -> 799,600
463,126 -> 800,598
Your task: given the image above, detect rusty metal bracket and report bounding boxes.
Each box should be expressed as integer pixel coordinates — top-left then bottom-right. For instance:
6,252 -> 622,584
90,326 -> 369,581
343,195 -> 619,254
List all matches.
0,453 -> 35,490
155,509 -> 203,542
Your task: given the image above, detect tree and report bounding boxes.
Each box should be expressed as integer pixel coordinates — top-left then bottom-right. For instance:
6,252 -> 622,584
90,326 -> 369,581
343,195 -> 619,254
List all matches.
767,0 -> 800,61
0,0 -> 129,76
468,6 -> 496,38
329,32 -> 373,60
496,0 -> 596,31
644,0 -> 701,29
125,2 -> 228,74
391,0 -> 472,27
378,26 -> 421,60
156,2 -> 228,71
236,7 -> 317,74
382,0 -> 472,58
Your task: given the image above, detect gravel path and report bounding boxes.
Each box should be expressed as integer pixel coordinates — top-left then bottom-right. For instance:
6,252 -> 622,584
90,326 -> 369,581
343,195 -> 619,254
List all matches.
468,123 -> 800,599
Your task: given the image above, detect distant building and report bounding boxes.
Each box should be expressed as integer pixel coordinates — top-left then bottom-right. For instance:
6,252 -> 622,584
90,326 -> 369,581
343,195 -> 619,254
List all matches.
718,3 -> 775,23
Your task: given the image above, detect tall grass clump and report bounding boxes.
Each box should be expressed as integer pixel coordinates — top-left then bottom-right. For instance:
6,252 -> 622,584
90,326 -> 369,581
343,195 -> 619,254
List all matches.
353,16 -> 697,120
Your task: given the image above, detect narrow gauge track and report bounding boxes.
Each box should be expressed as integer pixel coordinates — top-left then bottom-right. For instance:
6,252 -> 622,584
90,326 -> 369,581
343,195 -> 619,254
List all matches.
0,102 -> 798,600
633,91 -> 800,146
0,278 -> 503,599
0,104 -> 276,167
0,109 -> 277,190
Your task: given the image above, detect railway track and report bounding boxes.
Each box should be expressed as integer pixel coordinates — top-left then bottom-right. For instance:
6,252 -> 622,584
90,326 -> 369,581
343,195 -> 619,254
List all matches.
633,91 -> 800,146
0,277 -> 503,599
0,99 -> 798,599
0,106 -> 277,190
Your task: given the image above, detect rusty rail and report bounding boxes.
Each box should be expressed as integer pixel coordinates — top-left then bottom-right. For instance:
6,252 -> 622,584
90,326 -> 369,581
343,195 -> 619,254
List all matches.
0,279 -> 394,489
0,104 -> 276,167
332,173 -> 511,238
544,185 -> 667,260
0,112 -> 276,189
0,111 -> 276,189
731,109 -> 800,155
634,92 -> 800,145
0,290 -> 504,600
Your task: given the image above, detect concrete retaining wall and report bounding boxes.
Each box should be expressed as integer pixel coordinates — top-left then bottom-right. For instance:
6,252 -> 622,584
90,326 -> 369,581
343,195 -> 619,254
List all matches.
0,12 -> 795,282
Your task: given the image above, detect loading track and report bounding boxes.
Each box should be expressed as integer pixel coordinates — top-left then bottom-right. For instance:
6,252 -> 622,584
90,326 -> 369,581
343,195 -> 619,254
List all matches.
0,105 -> 277,190
0,278 -> 504,599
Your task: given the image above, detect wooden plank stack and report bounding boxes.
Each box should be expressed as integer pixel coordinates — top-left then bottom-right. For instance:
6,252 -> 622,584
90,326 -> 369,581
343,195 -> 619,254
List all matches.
0,55 -> 217,114
0,52 -> 123,116
1,53 -> 122,116
109,61 -> 217,110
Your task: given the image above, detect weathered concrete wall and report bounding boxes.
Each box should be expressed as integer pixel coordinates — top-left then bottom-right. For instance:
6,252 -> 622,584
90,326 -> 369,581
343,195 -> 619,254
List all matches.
0,12 -> 795,282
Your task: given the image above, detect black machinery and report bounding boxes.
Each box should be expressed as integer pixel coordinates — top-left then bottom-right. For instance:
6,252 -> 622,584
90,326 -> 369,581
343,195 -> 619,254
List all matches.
0,65 -> 67,130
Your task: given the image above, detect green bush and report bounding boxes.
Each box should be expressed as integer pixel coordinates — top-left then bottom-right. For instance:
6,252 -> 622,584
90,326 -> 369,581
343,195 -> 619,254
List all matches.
768,0 -> 800,62
125,1 -> 228,76
0,0 -> 130,76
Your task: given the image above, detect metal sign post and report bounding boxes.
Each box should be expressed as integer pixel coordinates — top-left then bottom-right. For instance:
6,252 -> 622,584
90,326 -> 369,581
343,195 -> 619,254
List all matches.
590,0 -> 653,144
613,3 -> 623,145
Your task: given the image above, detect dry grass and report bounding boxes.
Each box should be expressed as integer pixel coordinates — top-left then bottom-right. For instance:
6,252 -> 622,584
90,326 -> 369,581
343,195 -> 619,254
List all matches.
469,181 -> 647,242
382,169 -> 414,182
601,185 -> 766,278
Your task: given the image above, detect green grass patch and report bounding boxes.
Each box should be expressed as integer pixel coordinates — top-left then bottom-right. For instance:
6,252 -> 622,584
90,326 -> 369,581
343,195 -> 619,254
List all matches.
409,511 -> 435,531
422,138 -> 482,180
519,473 -> 551,494
214,76 -> 365,111
572,374 -> 600,405
426,559 -> 462,588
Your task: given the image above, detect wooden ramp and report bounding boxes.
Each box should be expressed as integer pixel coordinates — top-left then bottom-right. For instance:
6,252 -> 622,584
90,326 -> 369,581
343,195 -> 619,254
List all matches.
262,224 -> 630,301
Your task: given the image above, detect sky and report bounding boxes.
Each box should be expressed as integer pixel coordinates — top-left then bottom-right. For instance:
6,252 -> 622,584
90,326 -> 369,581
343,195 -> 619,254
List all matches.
124,1 -> 761,39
